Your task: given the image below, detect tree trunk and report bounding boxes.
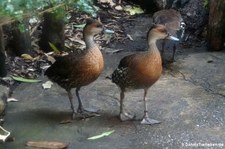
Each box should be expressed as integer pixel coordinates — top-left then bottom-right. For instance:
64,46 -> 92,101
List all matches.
39,12 -> 65,52
10,19 -> 31,56
208,0 -> 225,51
0,26 -> 7,77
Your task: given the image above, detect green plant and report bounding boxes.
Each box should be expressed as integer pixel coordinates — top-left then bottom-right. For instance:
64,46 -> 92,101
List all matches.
203,0 -> 209,9
0,0 -> 98,25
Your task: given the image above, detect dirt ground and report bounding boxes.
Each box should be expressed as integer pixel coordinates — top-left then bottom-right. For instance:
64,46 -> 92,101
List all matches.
1,14 -> 225,149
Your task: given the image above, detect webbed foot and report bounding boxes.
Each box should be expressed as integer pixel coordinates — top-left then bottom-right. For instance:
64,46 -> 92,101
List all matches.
141,117 -> 161,125
119,112 -> 135,121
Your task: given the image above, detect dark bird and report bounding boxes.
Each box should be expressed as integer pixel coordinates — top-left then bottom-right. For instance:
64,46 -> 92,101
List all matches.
45,19 -> 104,119
110,25 -> 179,125
153,9 -> 185,62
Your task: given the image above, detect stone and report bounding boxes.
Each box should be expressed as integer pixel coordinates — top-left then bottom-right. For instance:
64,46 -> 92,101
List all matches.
0,85 -> 9,117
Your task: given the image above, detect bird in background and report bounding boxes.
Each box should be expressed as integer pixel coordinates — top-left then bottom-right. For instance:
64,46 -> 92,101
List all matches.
45,19 -> 104,119
109,24 -> 179,125
153,9 -> 185,62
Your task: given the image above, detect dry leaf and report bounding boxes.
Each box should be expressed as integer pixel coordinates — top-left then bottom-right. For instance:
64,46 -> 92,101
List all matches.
21,54 -> 33,61
0,126 -> 11,142
42,81 -> 53,89
105,49 -> 124,54
99,0 -> 115,6
27,141 -> 68,149
41,65 -> 50,70
47,55 -> 56,64
127,34 -> 134,41
115,5 -> 123,11
7,97 -> 19,102
59,119 -> 72,124
124,5 -> 144,15
68,38 -> 85,45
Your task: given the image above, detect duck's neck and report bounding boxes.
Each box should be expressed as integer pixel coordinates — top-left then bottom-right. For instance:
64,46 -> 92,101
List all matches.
147,39 -> 159,54
84,34 -> 97,50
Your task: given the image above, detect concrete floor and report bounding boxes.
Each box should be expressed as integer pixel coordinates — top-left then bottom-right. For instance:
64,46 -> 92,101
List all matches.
2,48 -> 225,149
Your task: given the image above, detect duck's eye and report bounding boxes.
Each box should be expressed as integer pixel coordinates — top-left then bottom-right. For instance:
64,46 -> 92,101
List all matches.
162,29 -> 167,34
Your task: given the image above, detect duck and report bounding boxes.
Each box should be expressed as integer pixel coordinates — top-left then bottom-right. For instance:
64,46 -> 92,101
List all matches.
153,9 -> 185,62
109,24 -> 179,125
45,19 -> 104,119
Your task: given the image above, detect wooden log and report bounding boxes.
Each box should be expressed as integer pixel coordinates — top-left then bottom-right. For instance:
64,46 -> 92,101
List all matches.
0,26 -> 7,77
207,0 -> 225,51
10,19 -> 31,56
39,12 -> 65,52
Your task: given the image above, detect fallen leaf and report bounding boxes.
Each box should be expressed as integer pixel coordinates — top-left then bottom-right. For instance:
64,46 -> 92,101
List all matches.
47,55 -> 56,64
42,81 -> 53,89
7,97 -> 19,102
41,65 -> 50,70
0,126 -> 11,142
68,38 -> 85,45
49,42 -> 61,54
21,54 -> 33,61
98,0 -> 115,7
27,141 -> 68,149
12,76 -> 42,83
88,130 -> 115,140
59,119 -> 72,124
32,55 -> 41,61
46,52 -> 55,55
127,34 -> 134,41
124,5 -> 144,15
73,24 -> 85,28
105,49 -> 124,54
115,5 -> 123,11
27,68 -> 36,72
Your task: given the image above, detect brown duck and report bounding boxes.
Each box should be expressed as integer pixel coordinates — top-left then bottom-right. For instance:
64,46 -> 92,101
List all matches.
153,9 -> 185,62
45,19 -> 104,119
110,24 -> 179,125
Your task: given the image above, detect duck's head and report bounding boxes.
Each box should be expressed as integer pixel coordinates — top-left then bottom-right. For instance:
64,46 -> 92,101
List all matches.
83,18 -> 103,36
148,24 -> 179,41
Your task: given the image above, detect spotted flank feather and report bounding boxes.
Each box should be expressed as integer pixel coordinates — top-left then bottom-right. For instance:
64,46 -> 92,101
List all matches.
112,67 -> 134,89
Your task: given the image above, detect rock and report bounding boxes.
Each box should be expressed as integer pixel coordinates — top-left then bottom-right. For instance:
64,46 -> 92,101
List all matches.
0,85 -> 9,119
180,0 -> 208,31
154,0 -> 189,9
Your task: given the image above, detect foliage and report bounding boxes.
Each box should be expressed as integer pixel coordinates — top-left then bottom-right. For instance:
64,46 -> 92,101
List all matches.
0,0 -> 97,24
74,0 -> 98,17
203,0 -> 209,9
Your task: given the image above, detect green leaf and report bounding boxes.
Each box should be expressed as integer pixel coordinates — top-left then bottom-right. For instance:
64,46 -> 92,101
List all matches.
12,76 -> 41,83
87,130 -> 115,140
124,6 -> 144,15
73,24 -> 85,28
49,42 -> 60,54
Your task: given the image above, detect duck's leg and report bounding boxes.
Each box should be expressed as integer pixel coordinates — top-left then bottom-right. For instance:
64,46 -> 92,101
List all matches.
75,88 -> 99,118
170,44 -> 176,62
67,89 -> 76,119
161,39 -> 166,64
119,90 -> 134,121
141,89 -> 161,125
